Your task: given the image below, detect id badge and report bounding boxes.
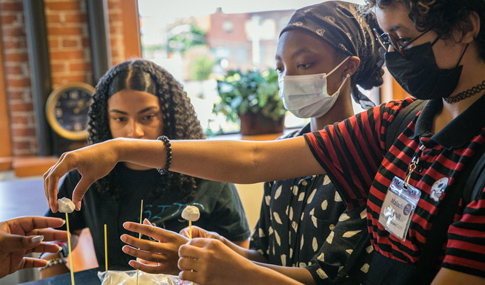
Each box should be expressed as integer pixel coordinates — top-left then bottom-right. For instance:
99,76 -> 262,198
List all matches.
379,176 -> 421,241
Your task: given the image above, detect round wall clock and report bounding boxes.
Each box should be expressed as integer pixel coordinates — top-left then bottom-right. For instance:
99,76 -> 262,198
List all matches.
46,82 -> 95,141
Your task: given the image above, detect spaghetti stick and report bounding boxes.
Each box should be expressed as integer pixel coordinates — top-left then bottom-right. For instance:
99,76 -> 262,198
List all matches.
189,220 -> 193,285
65,213 -> 75,285
137,200 -> 143,285
189,220 -> 192,239
182,206 -> 200,285
104,224 -> 109,285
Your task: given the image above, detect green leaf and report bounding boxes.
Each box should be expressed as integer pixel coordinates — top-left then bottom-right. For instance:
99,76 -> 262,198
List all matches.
213,68 -> 285,123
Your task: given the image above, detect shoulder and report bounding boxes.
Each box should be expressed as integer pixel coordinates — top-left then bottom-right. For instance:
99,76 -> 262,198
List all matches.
377,97 -> 418,123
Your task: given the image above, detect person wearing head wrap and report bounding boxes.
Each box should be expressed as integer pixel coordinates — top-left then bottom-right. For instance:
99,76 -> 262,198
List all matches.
118,2 -> 383,285
278,0 -> 383,113
249,1 -> 383,284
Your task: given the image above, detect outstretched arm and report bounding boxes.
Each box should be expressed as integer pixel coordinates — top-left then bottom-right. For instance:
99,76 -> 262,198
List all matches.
45,137 -> 323,212
123,222 -> 316,284
180,226 -> 315,284
178,238 -> 304,285
122,221 -> 252,274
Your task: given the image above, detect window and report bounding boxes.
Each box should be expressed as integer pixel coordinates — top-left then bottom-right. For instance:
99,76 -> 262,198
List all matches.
138,0 -> 369,134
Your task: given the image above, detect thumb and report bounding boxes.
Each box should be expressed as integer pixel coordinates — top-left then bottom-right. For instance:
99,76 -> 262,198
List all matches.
2,234 -> 44,252
72,176 -> 94,210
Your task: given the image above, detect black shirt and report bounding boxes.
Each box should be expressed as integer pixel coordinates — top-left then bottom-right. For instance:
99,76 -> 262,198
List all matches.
46,164 -> 250,270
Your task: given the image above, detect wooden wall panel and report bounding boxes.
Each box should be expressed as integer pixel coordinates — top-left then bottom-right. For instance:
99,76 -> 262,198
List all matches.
0,20 -> 13,170
120,0 -> 141,59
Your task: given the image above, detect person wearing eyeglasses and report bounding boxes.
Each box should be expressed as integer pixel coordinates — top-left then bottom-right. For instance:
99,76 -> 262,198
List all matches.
44,0 -> 485,283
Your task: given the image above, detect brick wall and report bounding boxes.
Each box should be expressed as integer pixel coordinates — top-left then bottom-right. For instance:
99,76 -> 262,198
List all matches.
46,0 -> 93,87
107,0 -> 124,65
0,0 -> 125,156
0,0 -> 36,156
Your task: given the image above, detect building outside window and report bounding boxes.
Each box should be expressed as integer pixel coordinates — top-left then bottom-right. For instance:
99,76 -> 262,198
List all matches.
138,0 -> 371,134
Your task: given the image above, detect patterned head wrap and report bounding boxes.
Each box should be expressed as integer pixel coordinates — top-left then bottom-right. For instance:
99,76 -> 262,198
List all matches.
280,1 -> 384,109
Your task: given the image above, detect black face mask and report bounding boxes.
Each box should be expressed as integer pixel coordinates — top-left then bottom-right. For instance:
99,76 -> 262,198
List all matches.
385,43 -> 464,100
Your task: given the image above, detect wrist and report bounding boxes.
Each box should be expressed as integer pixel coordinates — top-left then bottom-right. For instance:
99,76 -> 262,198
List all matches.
110,138 -> 125,161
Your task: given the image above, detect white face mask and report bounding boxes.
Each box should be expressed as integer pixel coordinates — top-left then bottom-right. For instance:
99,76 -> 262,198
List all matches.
278,56 -> 350,118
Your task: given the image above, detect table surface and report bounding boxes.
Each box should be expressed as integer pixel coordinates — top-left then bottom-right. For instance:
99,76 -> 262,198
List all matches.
0,178 -> 50,221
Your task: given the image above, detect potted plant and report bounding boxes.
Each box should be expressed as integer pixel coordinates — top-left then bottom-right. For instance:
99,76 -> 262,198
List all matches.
213,69 -> 286,136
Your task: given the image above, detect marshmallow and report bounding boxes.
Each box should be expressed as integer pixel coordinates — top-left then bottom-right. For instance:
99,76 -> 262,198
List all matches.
57,197 -> 75,213
181,205 -> 200,221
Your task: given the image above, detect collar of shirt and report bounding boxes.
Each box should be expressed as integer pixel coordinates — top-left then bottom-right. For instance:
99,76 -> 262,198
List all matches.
413,95 -> 485,149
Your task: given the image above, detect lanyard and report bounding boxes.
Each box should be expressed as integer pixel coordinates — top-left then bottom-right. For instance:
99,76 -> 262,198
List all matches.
404,144 -> 425,188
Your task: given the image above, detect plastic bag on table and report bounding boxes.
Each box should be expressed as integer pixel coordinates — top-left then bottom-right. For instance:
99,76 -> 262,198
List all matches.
98,270 -> 191,285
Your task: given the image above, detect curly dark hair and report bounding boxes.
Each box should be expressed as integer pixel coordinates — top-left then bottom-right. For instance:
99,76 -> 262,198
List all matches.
357,11 -> 385,90
87,59 -> 205,200
364,0 -> 485,60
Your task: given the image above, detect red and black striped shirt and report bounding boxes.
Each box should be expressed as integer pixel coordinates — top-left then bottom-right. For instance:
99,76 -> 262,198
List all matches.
304,96 -> 485,277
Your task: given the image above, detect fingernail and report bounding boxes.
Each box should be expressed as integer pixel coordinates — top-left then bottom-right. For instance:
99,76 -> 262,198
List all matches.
31,235 -> 44,243
57,245 -> 62,252
76,202 -> 81,210
62,219 -> 66,225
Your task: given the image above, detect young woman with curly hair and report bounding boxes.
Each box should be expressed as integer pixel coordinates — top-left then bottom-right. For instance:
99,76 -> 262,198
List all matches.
41,59 -> 250,277
45,0 -> 485,283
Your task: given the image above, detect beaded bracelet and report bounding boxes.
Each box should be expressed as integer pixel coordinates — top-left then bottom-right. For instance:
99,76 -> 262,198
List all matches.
38,257 -> 67,271
157,135 -> 172,175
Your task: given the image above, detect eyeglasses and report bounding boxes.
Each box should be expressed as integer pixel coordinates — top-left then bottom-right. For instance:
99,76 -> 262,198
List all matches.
373,28 -> 431,57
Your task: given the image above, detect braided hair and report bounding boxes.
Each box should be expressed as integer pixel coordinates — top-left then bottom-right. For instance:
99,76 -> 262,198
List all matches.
87,59 -> 205,200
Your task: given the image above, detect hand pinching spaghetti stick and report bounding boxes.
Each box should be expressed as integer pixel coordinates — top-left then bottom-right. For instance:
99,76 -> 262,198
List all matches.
58,198 -> 76,285
182,205 -> 200,285
136,200 -> 143,285
104,224 -> 109,285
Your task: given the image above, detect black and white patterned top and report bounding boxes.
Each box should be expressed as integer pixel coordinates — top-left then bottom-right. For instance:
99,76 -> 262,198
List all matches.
250,124 -> 373,284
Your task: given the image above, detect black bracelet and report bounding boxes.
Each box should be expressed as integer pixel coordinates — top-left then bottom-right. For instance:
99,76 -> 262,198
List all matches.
157,135 -> 172,175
